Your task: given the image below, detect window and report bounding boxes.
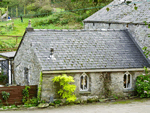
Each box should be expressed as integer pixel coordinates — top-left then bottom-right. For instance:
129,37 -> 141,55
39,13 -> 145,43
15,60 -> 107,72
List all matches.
24,67 -> 29,85
80,73 -> 89,91
123,71 -> 132,89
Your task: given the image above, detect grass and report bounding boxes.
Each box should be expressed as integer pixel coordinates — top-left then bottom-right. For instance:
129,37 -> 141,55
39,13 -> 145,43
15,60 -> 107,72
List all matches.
0,11 -> 85,50
0,17 -> 83,36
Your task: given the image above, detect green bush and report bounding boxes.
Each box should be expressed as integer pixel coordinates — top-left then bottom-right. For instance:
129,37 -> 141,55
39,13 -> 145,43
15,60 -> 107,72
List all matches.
0,99 -> 3,108
29,97 -> 38,106
22,86 -> 30,103
54,99 -> 62,104
52,74 -> 76,102
135,67 -> 150,98
0,73 -> 8,84
32,12 -> 80,27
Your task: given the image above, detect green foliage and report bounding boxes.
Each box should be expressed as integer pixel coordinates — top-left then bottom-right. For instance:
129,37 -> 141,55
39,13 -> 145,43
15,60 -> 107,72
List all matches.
2,91 -> 10,105
24,97 -> 38,106
113,94 -> 118,100
53,99 -> 62,104
106,7 -> 109,11
29,97 -> 38,106
135,67 -> 150,98
0,99 -> 3,108
0,72 -> 8,84
2,91 -> 10,101
134,6 -> 138,10
32,12 -> 80,27
142,46 -> 150,58
40,100 -> 46,103
22,86 -> 30,103
52,74 -> 76,102
10,104 -> 17,109
22,86 -> 38,106
134,4 -> 138,10
126,1 -> 131,5
37,72 -> 43,102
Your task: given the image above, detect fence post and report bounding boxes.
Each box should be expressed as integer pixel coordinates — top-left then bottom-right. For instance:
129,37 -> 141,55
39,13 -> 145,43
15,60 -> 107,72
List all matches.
0,9 -> 1,22
6,6 -> 8,20
16,36 -> 18,45
16,6 -> 18,17
24,5 -> 26,16
12,22 -> 14,30
11,8 -> 12,17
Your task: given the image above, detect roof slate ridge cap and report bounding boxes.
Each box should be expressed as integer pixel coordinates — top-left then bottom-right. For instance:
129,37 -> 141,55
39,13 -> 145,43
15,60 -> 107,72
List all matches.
83,21 -> 149,25
34,29 -> 123,32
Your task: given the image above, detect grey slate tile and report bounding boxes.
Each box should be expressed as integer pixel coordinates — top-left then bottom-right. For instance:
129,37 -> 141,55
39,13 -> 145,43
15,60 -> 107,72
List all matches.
28,29 -> 150,71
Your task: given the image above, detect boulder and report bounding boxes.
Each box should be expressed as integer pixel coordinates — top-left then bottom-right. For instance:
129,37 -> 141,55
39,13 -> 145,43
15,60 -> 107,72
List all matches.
38,103 -> 49,108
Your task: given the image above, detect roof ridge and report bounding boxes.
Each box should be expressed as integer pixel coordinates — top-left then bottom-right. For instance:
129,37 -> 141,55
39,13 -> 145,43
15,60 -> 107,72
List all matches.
34,29 -> 124,32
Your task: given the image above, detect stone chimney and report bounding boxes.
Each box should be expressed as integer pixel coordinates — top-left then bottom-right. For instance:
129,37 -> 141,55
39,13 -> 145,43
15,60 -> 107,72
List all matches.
26,20 -> 34,32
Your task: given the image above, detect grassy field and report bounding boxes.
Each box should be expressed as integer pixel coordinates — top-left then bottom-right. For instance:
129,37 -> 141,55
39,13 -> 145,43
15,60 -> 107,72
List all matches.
0,16 -> 83,36
0,13 -> 83,50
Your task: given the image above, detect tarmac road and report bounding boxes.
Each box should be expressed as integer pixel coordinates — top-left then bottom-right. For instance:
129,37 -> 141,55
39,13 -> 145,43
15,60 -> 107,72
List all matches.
2,99 -> 150,113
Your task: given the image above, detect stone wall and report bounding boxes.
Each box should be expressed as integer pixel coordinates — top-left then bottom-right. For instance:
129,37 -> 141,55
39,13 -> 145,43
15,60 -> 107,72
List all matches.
14,32 -> 42,86
41,71 -> 143,101
84,22 -> 150,58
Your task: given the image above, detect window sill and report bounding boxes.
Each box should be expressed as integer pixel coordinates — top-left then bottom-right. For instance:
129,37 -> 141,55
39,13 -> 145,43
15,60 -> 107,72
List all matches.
123,88 -> 134,93
79,91 -> 91,94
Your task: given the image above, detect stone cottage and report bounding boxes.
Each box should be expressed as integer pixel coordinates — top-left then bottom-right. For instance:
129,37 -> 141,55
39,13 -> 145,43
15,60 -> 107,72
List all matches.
14,0 -> 150,101
84,0 -> 150,55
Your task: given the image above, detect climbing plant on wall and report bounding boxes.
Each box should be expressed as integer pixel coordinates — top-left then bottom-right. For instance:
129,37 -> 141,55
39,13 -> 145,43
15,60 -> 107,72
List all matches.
52,74 -> 76,102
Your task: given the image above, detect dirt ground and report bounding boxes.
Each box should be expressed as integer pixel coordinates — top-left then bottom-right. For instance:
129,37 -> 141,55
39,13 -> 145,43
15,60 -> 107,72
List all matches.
2,99 -> 150,113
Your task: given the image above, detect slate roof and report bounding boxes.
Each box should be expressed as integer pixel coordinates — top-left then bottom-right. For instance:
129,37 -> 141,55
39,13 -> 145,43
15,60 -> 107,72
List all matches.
84,1 -> 150,24
25,29 -> 150,71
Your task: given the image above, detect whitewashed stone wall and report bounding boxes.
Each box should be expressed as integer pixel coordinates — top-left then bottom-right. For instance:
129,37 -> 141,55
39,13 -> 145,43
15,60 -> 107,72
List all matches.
14,32 -> 42,86
41,71 -> 143,101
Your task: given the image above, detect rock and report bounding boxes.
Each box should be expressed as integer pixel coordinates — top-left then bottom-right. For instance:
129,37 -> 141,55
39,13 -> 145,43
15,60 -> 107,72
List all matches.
59,103 -> 63,106
17,105 -> 22,108
108,98 -> 115,101
54,104 -> 59,108
99,99 -> 108,102
111,100 -> 116,102
38,103 -> 49,108
48,106 -> 54,109
27,107 -> 37,109
125,97 -> 128,100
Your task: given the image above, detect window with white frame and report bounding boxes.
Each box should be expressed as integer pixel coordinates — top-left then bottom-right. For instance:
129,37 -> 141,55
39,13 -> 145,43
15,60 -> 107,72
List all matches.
80,73 -> 89,91
123,71 -> 132,89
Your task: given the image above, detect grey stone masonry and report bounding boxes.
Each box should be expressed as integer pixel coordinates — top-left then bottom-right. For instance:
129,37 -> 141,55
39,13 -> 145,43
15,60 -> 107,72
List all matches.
41,71 -> 143,101
14,31 -> 42,86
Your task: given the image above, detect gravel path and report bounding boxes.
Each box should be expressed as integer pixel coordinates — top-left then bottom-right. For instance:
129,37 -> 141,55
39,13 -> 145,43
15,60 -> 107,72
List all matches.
2,99 -> 150,113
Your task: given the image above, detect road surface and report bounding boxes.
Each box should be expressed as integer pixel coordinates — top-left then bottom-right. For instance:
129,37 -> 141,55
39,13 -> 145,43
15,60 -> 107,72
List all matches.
3,99 -> 150,113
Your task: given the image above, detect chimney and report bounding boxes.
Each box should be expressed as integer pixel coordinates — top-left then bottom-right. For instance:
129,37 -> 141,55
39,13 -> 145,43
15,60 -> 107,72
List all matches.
26,20 -> 34,32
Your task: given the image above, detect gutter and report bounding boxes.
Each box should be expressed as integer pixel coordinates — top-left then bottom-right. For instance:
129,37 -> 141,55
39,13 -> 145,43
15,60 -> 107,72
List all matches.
42,68 -> 146,74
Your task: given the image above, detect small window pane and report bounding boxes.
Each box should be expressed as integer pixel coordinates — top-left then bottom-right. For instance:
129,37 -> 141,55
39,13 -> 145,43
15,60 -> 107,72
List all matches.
124,74 -> 126,88
80,73 -> 89,91
80,76 -> 83,90
127,74 -> 130,88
